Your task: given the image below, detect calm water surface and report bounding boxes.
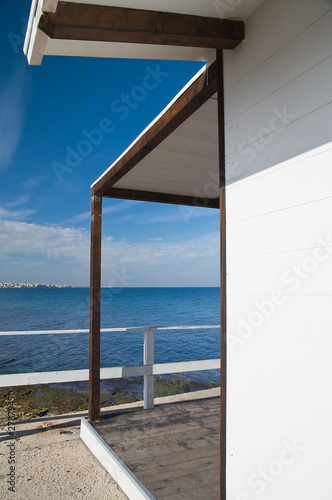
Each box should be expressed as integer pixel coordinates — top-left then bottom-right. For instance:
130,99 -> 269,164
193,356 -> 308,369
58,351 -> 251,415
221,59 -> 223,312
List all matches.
0,287 -> 220,386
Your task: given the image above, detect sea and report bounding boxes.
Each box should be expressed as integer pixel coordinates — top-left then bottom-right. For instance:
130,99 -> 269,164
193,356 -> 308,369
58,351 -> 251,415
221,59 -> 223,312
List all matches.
0,287 -> 220,396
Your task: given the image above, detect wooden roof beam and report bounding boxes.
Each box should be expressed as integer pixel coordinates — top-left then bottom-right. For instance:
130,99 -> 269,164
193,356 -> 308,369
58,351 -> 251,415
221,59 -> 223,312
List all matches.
39,2 -> 245,50
103,187 -> 220,209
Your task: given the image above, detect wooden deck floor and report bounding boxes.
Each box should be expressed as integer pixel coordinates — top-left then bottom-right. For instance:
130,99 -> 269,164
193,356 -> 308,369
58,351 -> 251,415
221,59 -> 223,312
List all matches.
93,396 -> 220,499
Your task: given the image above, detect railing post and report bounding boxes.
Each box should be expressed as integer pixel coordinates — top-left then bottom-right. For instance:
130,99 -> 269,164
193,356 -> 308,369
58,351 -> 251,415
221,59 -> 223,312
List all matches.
143,328 -> 155,409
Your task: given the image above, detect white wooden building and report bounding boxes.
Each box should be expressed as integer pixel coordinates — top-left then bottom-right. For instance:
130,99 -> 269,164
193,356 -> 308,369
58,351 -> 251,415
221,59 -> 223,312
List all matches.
25,1 -> 332,498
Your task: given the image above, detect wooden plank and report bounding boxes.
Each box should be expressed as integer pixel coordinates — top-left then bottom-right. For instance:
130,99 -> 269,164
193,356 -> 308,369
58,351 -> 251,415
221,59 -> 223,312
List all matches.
103,188 -> 219,209
223,0 -> 330,90
226,143 -> 332,223
166,122 -> 218,145
158,481 -> 220,500
229,336 -> 332,399
94,399 -> 220,432
111,431 -> 219,459
27,18 -> 48,65
93,397 -> 220,499
112,156 -> 219,200
226,10 -> 332,123
228,294 -> 332,347
132,445 -> 220,475
119,443 -> 220,469
138,453 -> 219,484
98,409 -> 220,432
43,36 -> 215,62
113,148 -> 219,181
0,325 -> 219,335
105,419 -> 220,452
0,369 -> 90,387
217,49 -> 227,500
104,425 -> 206,451
119,146 -> 219,176
227,101 -> 332,186
226,368 -> 332,452
95,399 -> 220,435
154,469 -> 220,499
157,135 -> 219,161
227,250 -> 332,296
227,194 -> 332,259
92,61 -> 218,196
152,469 -> 220,499
227,55 -> 332,158
0,359 -> 220,389
39,2 -> 244,50
0,366 -> 147,388
89,193 -> 102,422
23,0 -> 39,55
110,426 -> 219,450
154,359 -> 221,374
156,325 -> 220,331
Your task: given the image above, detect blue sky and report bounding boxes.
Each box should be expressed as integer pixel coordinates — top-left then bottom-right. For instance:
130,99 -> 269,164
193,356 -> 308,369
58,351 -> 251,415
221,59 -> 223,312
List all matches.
0,0 -> 219,287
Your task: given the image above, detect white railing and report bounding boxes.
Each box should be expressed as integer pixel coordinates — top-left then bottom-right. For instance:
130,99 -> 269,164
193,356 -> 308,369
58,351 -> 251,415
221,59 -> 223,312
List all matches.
0,325 -> 220,409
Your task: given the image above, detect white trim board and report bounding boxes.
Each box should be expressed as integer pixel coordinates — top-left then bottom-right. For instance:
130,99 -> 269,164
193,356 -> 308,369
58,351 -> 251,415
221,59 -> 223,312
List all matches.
80,417 -> 155,500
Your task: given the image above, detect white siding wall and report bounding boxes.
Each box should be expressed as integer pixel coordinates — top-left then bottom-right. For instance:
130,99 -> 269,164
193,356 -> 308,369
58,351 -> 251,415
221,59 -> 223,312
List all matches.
224,1 -> 332,498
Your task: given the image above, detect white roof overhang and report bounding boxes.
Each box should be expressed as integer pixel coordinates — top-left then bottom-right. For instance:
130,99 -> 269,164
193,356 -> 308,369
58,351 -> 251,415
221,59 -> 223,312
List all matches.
23,1 -> 261,208
92,59 -> 220,208
23,0 -> 264,65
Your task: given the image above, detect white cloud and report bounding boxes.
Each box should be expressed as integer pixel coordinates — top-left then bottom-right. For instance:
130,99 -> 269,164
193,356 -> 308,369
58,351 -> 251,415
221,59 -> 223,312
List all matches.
102,230 -> 219,287
2,195 -> 30,208
0,219 -> 219,286
117,205 -> 218,225
0,196 -> 38,221
65,200 -> 141,224
0,62 -> 27,170
21,175 -> 48,190
0,220 -> 90,262
0,206 -> 37,220
66,203 -> 218,230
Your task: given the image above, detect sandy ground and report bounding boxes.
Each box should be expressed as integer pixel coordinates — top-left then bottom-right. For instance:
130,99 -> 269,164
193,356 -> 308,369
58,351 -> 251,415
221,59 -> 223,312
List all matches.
0,388 -> 219,500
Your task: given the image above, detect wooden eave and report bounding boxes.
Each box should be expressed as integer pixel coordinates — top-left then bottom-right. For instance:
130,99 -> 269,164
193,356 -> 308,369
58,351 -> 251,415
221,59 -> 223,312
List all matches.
104,188 -> 219,208
92,60 -> 219,207
39,2 -> 245,50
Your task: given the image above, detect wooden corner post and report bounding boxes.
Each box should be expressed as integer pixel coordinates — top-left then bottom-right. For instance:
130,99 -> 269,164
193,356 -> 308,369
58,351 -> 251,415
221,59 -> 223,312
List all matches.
217,49 -> 227,500
89,192 -> 102,421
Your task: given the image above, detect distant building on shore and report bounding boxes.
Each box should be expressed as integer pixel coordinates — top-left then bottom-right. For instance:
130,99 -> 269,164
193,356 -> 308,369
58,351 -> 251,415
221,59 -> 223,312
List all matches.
0,283 -> 71,288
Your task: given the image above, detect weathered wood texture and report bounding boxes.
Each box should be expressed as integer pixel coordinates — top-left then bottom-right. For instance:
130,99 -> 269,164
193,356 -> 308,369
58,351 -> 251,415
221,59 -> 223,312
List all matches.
217,49 -> 226,500
104,187 -> 219,208
39,2 -> 244,50
89,193 -> 102,422
93,397 -> 220,499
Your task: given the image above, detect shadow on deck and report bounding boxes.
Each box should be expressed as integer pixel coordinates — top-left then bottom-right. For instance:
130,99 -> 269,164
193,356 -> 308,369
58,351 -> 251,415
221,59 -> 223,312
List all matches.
81,395 -> 220,499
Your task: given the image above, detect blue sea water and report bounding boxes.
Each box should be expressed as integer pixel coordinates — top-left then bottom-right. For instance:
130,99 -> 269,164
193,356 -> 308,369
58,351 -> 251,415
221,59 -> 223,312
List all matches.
0,287 -> 220,387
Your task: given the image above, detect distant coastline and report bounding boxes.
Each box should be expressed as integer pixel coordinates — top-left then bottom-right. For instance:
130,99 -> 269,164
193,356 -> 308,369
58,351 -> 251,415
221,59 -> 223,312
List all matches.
0,282 -> 73,289
0,284 -> 219,289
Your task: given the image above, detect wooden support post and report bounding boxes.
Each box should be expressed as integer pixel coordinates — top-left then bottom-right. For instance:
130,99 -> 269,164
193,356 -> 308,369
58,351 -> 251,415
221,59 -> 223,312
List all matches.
89,192 -> 102,422
143,328 -> 155,409
217,49 -> 227,500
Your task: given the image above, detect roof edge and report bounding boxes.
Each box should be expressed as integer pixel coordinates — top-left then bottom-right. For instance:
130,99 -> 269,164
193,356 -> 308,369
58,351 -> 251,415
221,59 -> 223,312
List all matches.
91,56 -> 216,192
